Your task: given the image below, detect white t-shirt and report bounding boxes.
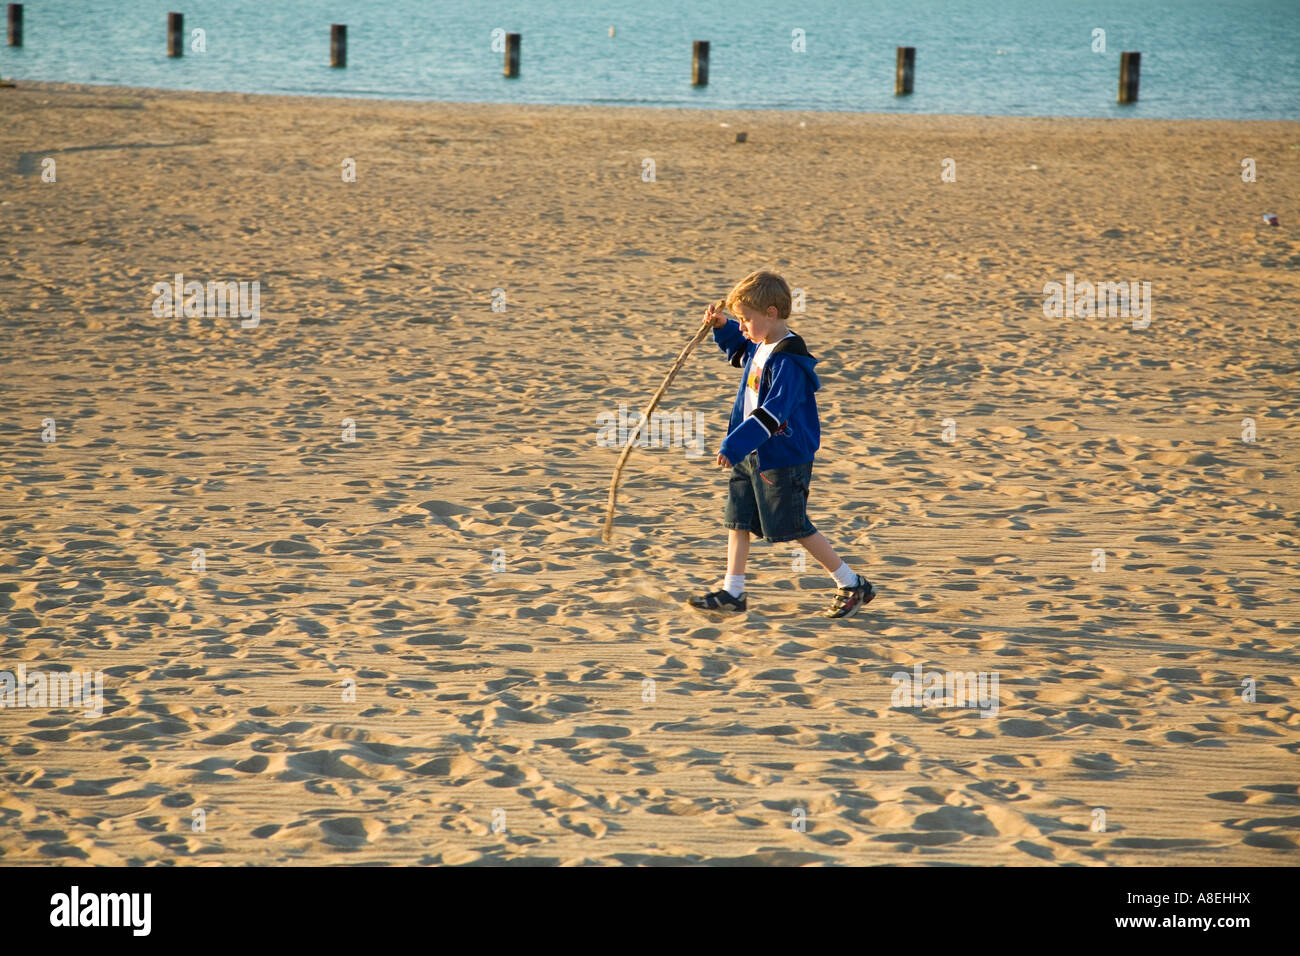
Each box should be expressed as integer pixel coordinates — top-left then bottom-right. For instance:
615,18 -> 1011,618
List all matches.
744,331 -> 795,419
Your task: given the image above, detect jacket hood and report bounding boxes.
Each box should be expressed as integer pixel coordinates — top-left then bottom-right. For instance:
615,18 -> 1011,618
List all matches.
771,334 -> 820,392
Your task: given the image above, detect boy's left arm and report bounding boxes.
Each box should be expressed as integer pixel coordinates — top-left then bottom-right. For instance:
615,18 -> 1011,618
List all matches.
718,355 -> 807,464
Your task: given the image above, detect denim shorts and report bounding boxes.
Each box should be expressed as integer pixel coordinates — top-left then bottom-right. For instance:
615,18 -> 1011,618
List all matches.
723,452 -> 817,543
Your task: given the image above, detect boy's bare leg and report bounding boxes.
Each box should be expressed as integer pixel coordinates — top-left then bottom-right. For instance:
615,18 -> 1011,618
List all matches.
689,529 -> 750,608
798,531 -> 873,617
795,530 -> 868,613
727,529 -> 751,577
795,531 -> 841,572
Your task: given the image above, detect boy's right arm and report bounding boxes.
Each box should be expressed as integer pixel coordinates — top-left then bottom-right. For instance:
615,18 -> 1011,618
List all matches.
704,300 -> 750,366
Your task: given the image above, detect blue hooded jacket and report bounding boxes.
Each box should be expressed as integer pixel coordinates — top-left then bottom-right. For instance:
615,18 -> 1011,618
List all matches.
713,318 -> 821,471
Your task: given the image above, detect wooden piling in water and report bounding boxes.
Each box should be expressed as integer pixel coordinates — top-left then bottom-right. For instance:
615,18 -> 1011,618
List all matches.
7,4 -> 21,47
331,24 -> 346,68
1118,51 -> 1140,104
693,41 -> 709,86
167,12 -> 183,58
895,46 -> 915,95
504,32 -> 520,77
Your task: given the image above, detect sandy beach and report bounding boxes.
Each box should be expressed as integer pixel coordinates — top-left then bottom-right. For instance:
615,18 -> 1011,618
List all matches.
1,82 -> 1297,865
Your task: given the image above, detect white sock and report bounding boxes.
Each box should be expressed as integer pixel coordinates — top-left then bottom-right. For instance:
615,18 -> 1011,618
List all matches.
831,562 -> 857,589
722,574 -> 745,598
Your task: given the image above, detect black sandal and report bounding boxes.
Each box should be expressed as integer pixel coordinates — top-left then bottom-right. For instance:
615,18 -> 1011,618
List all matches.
821,575 -> 875,619
688,588 -> 747,612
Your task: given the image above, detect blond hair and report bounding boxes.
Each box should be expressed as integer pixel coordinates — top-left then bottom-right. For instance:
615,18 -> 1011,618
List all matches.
724,270 -> 792,321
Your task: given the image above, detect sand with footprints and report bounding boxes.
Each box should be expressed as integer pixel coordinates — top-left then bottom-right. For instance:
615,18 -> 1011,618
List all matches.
1,83 -> 1297,864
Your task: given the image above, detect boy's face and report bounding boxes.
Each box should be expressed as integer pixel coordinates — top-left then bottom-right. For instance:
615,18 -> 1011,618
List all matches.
734,302 -> 782,343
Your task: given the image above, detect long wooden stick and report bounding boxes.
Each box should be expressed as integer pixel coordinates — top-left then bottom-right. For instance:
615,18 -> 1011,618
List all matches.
602,314 -> 715,542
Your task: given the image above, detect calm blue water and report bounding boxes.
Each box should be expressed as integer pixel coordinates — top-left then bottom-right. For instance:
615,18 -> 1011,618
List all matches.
2,0 -> 1298,118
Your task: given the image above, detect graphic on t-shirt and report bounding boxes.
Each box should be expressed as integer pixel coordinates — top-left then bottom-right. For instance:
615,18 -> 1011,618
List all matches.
744,332 -> 794,419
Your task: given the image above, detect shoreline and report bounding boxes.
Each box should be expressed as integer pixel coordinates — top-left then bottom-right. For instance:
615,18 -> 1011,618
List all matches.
6,78 -> 1300,130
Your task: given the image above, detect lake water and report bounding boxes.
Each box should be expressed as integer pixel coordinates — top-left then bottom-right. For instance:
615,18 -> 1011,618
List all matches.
2,0 -> 1298,118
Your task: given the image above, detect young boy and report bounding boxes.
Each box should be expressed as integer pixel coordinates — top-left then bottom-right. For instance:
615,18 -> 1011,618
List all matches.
688,270 -> 875,619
